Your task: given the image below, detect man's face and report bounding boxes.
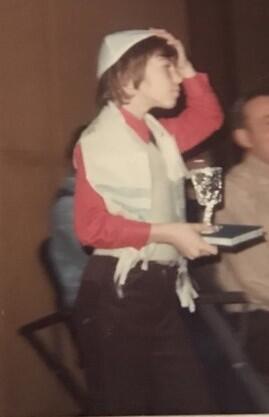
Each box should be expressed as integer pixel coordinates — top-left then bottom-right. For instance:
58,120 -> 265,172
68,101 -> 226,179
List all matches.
135,53 -> 182,110
243,96 -> 269,164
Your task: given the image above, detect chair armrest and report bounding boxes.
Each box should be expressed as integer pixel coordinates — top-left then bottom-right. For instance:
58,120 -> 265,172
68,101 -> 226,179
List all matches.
197,291 -> 248,305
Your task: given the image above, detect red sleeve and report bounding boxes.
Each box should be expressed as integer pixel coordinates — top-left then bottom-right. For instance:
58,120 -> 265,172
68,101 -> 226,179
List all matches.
73,146 -> 150,249
160,73 -> 224,152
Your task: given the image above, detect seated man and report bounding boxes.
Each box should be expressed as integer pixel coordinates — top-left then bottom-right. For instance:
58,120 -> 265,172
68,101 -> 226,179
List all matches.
49,171 -> 89,309
213,90 -> 269,374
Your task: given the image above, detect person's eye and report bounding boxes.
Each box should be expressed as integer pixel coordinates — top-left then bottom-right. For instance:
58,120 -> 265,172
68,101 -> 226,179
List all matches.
163,61 -> 171,69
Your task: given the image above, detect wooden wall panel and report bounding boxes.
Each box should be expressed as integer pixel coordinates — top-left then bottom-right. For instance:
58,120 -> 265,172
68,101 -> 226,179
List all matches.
185,0 -> 269,168
0,1 -> 56,154
231,0 -> 269,93
186,0 -> 237,110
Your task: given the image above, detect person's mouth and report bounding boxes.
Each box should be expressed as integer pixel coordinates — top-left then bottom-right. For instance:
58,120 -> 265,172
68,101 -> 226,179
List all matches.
172,88 -> 180,98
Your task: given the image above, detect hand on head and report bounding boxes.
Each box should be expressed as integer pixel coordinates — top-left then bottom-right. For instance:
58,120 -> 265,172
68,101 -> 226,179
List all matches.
149,28 -> 196,78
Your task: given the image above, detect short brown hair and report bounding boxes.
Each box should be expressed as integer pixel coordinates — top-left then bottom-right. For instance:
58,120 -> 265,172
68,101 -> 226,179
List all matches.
230,89 -> 269,131
96,36 -> 178,109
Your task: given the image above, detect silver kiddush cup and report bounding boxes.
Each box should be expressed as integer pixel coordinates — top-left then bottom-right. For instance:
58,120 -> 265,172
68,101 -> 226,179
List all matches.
190,166 -> 223,226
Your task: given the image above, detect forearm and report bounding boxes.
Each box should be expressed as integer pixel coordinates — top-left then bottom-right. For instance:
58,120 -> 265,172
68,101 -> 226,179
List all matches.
75,201 -> 150,249
75,179 -> 216,258
74,146 -> 150,249
74,147 -> 217,257
160,73 -> 224,152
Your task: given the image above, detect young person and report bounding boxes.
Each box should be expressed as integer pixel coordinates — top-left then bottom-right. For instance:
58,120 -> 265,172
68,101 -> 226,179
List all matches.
73,28 -> 223,415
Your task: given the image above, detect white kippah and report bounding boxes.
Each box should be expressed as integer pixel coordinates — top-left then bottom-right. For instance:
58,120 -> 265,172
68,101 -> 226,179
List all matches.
97,29 -> 153,78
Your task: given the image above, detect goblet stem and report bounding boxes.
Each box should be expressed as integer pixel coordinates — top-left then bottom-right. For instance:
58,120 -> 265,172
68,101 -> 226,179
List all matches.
203,202 -> 215,225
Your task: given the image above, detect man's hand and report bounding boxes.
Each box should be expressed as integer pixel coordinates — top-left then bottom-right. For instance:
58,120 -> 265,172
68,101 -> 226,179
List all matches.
149,28 -> 196,79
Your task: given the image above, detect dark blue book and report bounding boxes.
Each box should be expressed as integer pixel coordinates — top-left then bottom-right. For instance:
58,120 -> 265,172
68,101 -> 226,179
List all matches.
201,224 -> 264,247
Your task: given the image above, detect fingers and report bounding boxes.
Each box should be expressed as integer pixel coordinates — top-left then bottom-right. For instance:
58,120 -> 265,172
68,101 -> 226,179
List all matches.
192,224 -> 218,257
148,28 -> 192,77
184,224 -> 218,259
149,27 -> 183,48
190,223 -> 216,233
148,27 -> 195,79
201,244 -> 218,256
149,28 -> 171,37
187,244 -> 218,260
178,234 -> 217,260
159,222 -> 218,260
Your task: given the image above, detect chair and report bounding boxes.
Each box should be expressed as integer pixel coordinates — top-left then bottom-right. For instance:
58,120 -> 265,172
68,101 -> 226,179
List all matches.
195,300 -> 269,413
186,268 -> 269,413
197,289 -> 250,346
18,239 -> 89,414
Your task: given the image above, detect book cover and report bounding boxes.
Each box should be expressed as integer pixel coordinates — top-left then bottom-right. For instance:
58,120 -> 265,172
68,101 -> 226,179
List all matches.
201,224 -> 264,247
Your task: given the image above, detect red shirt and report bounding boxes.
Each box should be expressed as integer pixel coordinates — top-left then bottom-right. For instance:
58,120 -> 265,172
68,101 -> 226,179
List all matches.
74,73 -> 223,249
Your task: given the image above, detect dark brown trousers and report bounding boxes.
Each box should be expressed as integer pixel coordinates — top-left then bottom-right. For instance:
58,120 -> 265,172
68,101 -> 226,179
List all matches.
73,255 -> 215,415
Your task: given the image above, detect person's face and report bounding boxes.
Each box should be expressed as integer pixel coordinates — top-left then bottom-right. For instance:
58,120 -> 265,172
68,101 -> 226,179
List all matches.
241,96 -> 269,164
134,53 -> 182,110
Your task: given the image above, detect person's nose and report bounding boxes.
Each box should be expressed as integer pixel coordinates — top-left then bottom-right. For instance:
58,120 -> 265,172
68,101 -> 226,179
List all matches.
171,66 -> 182,84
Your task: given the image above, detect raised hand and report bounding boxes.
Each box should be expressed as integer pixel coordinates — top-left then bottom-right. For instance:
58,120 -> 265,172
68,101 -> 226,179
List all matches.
149,28 -> 196,78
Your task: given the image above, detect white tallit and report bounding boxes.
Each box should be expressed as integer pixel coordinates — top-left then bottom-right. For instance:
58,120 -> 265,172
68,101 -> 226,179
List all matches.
79,102 -> 198,311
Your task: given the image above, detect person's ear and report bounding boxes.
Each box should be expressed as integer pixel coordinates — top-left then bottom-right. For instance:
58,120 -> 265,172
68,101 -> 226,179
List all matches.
123,80 -> 134,96
123,79 -> 137,97
233,128 -> 253,149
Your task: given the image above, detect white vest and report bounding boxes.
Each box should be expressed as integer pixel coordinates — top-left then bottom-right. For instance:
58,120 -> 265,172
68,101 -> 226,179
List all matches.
79,102 -> 198,311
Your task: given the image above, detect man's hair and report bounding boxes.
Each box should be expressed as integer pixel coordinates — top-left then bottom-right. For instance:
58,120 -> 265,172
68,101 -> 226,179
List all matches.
96,36 -> 178,109
230,89 -> 269,131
